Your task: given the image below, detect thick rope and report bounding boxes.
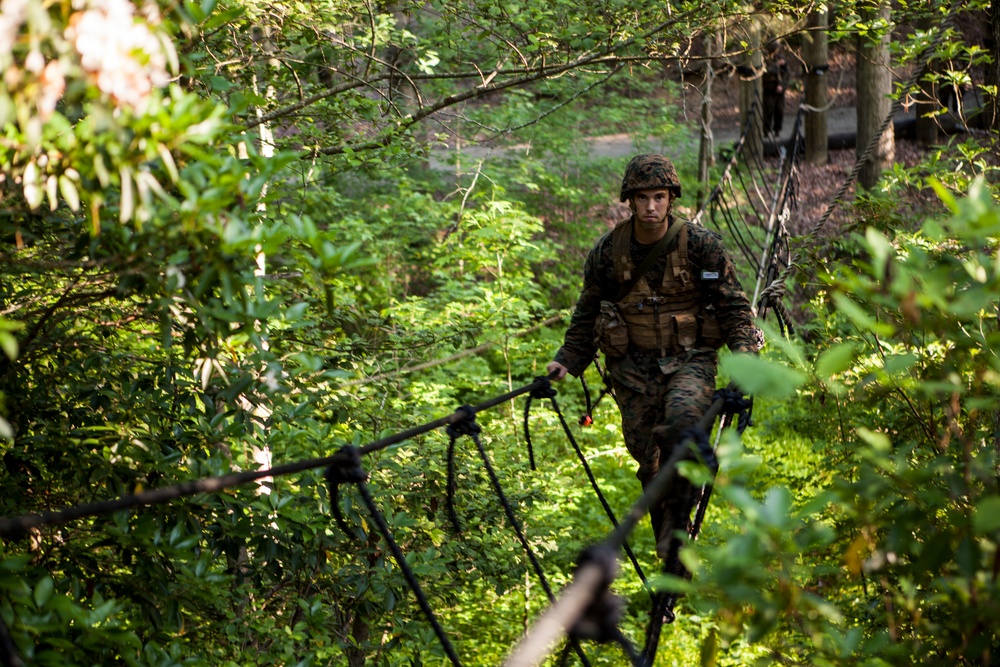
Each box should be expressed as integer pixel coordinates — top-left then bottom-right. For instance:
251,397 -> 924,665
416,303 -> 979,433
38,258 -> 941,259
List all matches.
504,394 -> 729,667
453,406 -> 594,667
0,373 -> 560,538
320,446 -> 463,664
526,378 -> 649,592
354,480 -> 464,666
567,546 -> 641,665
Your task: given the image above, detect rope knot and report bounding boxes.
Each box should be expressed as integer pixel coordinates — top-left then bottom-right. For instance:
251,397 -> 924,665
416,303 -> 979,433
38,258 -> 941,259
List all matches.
569,545 -> 624,643
714,386 -> 754,434
713,387 -> 751,414
324,446 -> 368,541
325,446 -> 367,488
679,425 -> 717,472
529,376 -> 557,400
446,405 -> 480,439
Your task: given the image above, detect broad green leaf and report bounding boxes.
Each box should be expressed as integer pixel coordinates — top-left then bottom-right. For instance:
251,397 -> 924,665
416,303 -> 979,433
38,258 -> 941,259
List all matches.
33,576 -> 54,608
0,331 -> 17,360
856,427 -> 891,453
973,496 -> 1000,534
720,354 -> 806,399
865,228 -> 893,279
816,342 -> 856,379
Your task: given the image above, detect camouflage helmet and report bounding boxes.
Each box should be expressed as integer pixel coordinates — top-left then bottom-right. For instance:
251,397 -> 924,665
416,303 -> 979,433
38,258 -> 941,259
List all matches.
619,153 -> 681,202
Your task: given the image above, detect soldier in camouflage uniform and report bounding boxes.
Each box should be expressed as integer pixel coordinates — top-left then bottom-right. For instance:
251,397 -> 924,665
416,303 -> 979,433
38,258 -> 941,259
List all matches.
547,154 -> 763,565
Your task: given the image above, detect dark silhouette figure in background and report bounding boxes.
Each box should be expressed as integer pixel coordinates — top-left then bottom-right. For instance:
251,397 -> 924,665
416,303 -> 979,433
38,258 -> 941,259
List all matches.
761,42 -> 789,137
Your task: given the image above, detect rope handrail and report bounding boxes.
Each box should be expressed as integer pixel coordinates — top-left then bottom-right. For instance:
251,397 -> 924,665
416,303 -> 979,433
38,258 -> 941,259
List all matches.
0,372 -> 560,538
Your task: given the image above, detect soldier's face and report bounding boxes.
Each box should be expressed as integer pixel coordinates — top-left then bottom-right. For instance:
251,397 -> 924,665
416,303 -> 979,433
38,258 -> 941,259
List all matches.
630,189 -> 673,231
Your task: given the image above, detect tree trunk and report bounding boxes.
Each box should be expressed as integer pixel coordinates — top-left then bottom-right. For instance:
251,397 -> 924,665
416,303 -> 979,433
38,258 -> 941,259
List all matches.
990,0 -> 1000,131
739,19 -> 763,161
804,10 -> 829,164
856,0 -> 895,190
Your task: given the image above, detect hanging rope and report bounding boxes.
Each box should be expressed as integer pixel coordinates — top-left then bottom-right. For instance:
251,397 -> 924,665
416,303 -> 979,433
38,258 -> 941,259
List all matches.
324,446 -> 369,540
324,449 -> 464,667
504,392 -> 729,667
691,93 -> 796,319
448,405 -> 595,667
758,7 -> 963,315
524,377 -> 649,592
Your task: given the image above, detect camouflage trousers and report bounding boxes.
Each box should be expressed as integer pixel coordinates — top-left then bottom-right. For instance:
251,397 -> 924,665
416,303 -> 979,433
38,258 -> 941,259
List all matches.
606,349 -> 718,562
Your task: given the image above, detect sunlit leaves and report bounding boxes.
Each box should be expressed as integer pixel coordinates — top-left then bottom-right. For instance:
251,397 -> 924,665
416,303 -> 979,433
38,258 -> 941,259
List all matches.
720,353 -> 807,399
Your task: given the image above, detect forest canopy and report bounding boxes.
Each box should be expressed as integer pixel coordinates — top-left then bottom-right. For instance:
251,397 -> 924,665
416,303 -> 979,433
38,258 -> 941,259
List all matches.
0,0 -> 999,665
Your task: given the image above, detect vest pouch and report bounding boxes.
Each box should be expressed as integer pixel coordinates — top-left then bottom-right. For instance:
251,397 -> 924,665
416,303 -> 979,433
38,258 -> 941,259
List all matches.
673,312 -> 698,350
700,310 -> 725,349
594,300 -> 629,358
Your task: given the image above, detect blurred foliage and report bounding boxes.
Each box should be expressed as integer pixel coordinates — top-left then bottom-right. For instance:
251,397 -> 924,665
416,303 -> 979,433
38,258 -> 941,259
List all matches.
0,0 -> 998,665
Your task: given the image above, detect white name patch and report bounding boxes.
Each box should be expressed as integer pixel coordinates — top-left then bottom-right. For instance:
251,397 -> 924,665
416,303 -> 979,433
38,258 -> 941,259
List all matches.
701,271 -> 720,280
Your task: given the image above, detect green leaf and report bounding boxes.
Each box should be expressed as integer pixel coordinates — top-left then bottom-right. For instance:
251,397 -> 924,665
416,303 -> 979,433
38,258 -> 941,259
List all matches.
865,227 -> 893,279
973,496 -> 1000,534
203,6 -> 244,32
929,177 -> 959,212
832,292 -> 883,334
856,427 -> 891,453
720,354 -> 807,400
815,342 -> 856,379
0,331 -> 17,360
34,576 -> 54,608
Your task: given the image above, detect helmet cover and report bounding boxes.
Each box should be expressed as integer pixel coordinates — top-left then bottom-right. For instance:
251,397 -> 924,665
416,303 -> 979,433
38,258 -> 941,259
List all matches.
619,154 -> 682,202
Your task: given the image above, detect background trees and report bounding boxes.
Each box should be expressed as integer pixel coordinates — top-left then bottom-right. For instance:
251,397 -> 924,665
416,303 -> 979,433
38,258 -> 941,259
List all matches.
1,0 -> 998,665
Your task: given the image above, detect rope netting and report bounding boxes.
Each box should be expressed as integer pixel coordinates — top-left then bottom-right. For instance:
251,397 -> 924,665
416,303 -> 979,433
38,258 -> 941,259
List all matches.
691,93 -> 801,334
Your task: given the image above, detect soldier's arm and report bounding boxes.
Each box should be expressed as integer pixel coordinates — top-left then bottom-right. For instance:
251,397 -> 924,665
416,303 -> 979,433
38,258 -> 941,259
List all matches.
553,239 -> 614,376
691,227 -> 763,353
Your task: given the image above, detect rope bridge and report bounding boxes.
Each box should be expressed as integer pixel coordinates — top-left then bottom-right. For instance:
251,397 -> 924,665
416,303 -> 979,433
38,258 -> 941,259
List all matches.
692,94 -> 802,334
0,106 -> 816,667
0,16 -> 960,663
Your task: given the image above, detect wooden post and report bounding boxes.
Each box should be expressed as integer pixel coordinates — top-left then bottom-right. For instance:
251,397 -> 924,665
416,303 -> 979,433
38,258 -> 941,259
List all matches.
914,13 -> 938,147
856,0 -> 894,190
989,0 -> 1000,131
739,18 -> 763,160
804,9 -> 829,164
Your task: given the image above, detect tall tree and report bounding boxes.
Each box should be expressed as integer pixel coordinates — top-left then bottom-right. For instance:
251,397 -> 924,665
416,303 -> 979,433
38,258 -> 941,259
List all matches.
856,0 -> 895,189
990,0 -> 1000,130
804,9 -> 830,164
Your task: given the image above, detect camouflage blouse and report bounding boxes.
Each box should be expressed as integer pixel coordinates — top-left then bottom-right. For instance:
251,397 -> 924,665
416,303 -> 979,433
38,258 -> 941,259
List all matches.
553,216 -> 763,377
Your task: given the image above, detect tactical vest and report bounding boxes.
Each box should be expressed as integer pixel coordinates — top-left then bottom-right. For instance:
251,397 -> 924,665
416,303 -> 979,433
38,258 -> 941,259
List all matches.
611,218 -> 724,357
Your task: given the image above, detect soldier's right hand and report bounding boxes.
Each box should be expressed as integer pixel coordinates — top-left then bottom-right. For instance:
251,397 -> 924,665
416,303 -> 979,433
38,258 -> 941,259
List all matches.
546,361 -> 569,381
